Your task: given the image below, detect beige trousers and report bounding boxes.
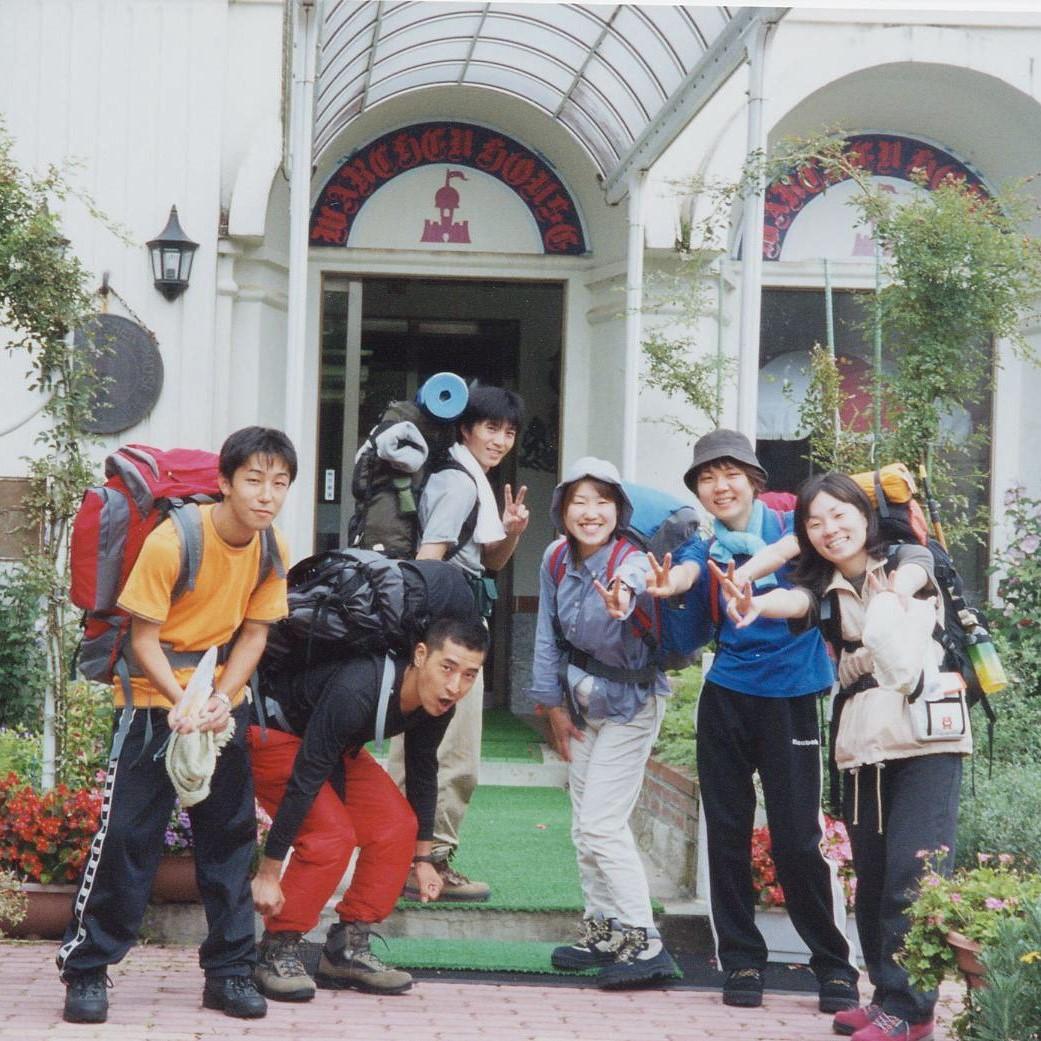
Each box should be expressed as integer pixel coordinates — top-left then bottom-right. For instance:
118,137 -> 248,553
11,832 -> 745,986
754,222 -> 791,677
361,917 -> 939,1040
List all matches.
386,664 -> 484,859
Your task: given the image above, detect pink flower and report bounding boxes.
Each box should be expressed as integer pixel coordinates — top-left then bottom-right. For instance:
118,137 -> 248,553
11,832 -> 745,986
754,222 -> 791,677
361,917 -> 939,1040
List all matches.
978,853 -> 993,864
924,875 -> 943,888
915,849 -> 930,859
949,892 -> 963,903
985,897 -> 1007,910
998,853 -> 1015,865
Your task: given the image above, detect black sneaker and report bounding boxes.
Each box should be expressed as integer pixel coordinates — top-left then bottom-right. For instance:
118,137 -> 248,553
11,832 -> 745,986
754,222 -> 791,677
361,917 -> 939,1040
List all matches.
255,931 -> 316,1002
551,915 -> 621,970
722,966 -> 764,1007
819,975 -> 859,1014
594,927 -> 682,990
202,975 -> 267,1019
63,969 -> 110,1024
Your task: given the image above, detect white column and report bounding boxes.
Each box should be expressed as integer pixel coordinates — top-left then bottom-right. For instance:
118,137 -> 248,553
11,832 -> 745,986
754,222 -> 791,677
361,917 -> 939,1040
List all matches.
736,20 -> 772,440
282,0 -> 321,547
213,240 -> 241,439
622,172 -> 646,480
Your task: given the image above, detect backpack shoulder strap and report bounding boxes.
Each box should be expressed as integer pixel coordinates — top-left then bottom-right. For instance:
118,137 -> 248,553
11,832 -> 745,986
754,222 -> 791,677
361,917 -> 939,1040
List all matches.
168,502 -> 205,600
373,654 -> 396,755
549,538 -> 570,584
256,527 -> 286,590
425,458 -> 479,562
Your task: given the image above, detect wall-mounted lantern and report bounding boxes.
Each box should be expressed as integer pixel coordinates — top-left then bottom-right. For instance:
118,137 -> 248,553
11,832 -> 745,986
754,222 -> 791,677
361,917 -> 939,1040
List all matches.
147,206 -> 198,301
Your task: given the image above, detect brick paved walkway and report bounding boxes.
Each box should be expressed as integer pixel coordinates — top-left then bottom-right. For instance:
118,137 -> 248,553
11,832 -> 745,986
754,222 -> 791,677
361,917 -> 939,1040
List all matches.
2,943 -> 964,1041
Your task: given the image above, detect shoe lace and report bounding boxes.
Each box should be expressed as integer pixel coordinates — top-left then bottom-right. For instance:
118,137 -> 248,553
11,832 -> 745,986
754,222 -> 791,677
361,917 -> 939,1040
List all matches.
346,927 -> 395,972
267,934 -> 307,976
224,975 -> 261,998
437,862 -> 475,887
614,927 -> 649,964
729,967 -> 762,982
67,972 -> 111,996
579,916 -> 612,947
874,1012 -> 909,1037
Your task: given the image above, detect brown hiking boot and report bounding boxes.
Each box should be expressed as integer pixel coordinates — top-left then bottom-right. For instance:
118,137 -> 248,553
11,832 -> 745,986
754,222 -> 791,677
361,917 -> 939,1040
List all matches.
402,855 -> 491,902
255,930 -> 315,1002
315,921 -> 413,995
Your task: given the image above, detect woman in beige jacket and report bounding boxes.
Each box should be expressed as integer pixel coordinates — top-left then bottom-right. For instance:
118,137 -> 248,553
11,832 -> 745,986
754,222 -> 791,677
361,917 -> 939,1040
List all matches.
720,472 -> 971,1041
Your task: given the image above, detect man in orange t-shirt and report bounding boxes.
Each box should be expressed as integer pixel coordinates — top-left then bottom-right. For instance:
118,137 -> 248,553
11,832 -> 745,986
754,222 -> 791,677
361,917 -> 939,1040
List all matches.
57,427 -> 296,1026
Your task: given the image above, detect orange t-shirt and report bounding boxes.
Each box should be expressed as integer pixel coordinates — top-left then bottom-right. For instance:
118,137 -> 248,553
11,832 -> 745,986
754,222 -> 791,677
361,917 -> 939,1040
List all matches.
116,504 -> 289,708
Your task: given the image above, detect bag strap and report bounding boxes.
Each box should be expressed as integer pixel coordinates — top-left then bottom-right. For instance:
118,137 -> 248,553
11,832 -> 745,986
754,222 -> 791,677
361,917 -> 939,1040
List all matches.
373,654 -> 396,754
168,502 -> 205,599
428,459 -> 479,563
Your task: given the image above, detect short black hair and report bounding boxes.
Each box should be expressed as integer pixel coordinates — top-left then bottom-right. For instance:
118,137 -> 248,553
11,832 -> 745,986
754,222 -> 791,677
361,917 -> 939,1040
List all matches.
219,427 -> 298,483
458,383 -> 524,437
423,617 -> 489,656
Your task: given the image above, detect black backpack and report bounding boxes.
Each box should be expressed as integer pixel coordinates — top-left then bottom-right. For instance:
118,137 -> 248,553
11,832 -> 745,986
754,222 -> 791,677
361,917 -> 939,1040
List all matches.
347,399 -> 478,560
261,548 -> 480,672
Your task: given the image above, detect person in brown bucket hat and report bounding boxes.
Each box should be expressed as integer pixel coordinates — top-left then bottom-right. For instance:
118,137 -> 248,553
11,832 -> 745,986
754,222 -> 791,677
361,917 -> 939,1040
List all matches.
645,429 -> 859,1013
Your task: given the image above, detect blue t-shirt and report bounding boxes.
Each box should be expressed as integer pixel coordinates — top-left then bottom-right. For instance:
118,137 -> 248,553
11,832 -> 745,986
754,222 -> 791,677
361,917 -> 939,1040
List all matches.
674,509 -> 834,698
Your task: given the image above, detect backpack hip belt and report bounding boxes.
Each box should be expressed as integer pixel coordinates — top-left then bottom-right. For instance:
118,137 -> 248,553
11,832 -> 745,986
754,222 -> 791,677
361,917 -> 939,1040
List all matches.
563,646 -> 658,688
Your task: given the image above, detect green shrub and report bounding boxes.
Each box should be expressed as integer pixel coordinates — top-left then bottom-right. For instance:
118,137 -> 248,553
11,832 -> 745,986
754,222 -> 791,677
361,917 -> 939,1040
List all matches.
0,566 -> 47,732
653,664 -> 702,770
0,728 -> 41,786
957,762 -> 1041,871
58,680 -> 112,789
982,684 -> 1041,769
964,898 -> 1041,1041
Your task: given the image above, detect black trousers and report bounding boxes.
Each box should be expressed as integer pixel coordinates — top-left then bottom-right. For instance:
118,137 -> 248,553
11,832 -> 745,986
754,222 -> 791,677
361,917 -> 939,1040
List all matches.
56,702 -> 258,978
697,680 -> 856,981
843,752 -> 962,1024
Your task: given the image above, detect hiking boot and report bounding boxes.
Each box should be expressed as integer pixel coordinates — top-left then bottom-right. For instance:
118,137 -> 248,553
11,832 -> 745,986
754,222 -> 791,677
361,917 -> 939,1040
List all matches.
62,968 -> 110,1024
202,974 -> 267,1019
594,927 -> 681,990
819,975 -> 860,1013
722,966 -> 764,1007
834,1004 -> 883,1036
850,1013 -> 934,1041
255,930 -> 316,1002
315,921 -> 413,995
402,855 -> 490,902
551,914 -> 622,970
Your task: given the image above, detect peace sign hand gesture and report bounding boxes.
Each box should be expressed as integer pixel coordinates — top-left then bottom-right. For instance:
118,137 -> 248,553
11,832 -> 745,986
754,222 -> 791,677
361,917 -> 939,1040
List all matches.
644,552 -> 675,598
593,575 -> 632,619
502,484 -> 530,537
708,559 -> 758,628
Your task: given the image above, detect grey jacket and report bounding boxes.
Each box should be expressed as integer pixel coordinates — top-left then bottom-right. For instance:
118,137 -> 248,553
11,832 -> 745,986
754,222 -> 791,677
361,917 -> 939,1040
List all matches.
529,458 -> 670,723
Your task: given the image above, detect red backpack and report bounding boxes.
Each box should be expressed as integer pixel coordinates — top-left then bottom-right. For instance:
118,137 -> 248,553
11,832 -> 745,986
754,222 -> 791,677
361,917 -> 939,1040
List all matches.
71,445 -> 283,697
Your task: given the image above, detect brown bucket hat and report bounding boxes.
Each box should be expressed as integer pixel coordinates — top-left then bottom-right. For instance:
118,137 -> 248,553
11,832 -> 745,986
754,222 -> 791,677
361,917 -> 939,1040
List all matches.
682,428 -> 768,493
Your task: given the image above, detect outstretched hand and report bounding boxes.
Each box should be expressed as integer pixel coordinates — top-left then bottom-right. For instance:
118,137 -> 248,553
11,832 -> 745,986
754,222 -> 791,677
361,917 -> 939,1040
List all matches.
502,484 -> 530,537
708,559 -> 758,629
593,575 -> 632,619
644,552 -> 675,599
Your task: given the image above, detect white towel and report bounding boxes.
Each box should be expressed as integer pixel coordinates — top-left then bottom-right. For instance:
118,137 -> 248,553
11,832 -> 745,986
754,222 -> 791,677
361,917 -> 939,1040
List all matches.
449,443 -> 506,545
166,719 -> 235,807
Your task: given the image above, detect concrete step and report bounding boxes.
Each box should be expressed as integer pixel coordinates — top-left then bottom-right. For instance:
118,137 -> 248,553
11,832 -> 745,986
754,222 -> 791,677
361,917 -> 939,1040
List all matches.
371,745 -> 569,788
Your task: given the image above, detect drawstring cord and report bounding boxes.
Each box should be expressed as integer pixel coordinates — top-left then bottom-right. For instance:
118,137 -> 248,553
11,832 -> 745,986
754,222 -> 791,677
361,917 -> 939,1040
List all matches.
850,768 -> 860,826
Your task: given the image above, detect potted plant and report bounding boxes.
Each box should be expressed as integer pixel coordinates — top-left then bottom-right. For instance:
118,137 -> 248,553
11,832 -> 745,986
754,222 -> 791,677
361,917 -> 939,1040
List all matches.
0,868 -> 28,936
900,849 -> 1041,993
0,772 -> 102,937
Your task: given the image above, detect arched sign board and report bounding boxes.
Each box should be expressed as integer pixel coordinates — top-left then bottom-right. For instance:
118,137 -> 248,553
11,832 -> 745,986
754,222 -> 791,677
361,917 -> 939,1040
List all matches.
762,134 -> 988,261
310,122 -> 587,256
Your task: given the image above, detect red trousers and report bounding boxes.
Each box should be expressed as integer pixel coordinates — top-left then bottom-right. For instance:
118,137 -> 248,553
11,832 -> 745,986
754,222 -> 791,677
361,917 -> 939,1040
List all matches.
247,726 -> 417,933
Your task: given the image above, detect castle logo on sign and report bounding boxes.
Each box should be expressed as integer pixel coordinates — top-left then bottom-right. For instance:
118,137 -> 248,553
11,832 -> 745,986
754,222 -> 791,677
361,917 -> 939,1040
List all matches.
422,170 -> 471,244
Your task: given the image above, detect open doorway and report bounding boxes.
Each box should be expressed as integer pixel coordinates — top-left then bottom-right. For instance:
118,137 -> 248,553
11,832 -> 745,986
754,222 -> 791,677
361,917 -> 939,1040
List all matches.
315,276 -> 565,708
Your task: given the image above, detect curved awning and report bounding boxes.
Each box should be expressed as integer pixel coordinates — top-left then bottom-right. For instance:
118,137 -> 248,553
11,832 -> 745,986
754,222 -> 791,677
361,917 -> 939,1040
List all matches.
315,3 -> 787,197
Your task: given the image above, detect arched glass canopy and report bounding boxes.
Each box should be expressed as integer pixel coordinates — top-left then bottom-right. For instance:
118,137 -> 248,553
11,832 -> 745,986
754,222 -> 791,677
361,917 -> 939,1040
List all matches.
315,3 -> 785,198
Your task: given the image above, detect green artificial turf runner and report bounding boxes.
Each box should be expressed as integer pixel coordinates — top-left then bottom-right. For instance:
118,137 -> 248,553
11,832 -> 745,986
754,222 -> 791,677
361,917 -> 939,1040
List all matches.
400,784 -> 584,911
382,937 -> 596,975
480,707 -> 544,762
395,784 -> 663,914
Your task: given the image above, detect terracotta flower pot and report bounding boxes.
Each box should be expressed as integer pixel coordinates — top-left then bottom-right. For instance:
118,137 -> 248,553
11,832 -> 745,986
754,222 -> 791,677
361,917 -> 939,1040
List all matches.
151,854 -> 200,903
0,882 -> 77,939
946,929 -> 987,990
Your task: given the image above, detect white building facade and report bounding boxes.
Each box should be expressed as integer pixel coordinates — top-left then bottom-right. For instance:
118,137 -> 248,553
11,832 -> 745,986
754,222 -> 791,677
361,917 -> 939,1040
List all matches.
3,1 -> 1040,703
